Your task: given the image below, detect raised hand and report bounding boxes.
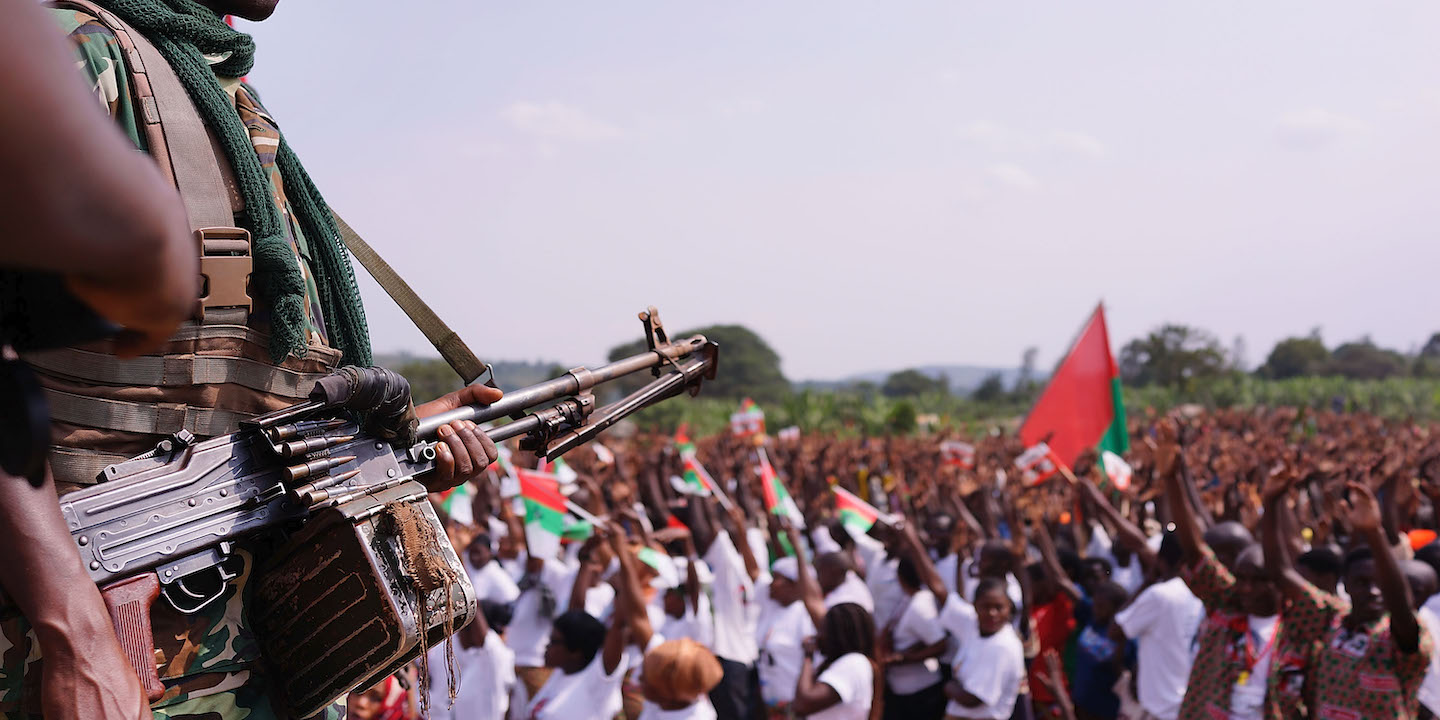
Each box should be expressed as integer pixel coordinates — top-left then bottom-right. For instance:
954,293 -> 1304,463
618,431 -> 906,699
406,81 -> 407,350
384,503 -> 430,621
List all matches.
1261,463 -> 1297,505
1340,481 -> 1381,534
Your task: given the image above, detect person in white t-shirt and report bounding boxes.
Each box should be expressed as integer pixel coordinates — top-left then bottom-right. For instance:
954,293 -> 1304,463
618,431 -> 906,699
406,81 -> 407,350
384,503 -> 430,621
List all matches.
757,555 -> 819,712
1413,545 -> 1440,717
693,494 -> 764,719
1112,533 -> 1203,720
661,556 -> 716,649
636,638 -> 726,720
939,577 -> 1026,720
429,599 -> 516,720
879,557 -> 949,720
527,522 -> 654,720
468,533 -> 522,605
792,603 -> 882,720
816,552 -> 875,613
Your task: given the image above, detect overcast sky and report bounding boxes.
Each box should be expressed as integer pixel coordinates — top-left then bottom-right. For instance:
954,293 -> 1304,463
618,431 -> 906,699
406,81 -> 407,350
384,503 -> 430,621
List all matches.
239,2 -> 1440,380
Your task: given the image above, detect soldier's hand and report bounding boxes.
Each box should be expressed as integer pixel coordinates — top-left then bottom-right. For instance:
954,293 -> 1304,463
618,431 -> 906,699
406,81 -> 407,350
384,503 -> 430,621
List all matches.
415,384 -> 502,492
36,588 -> 151,720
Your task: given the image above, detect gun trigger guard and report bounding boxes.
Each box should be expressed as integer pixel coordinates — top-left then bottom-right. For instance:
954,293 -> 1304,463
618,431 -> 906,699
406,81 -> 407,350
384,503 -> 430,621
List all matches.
160,557 -> 238,614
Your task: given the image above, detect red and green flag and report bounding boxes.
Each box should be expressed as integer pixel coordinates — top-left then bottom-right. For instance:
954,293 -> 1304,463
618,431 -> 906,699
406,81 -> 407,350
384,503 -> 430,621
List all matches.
518,468 -> 568,559
758,449 -> 802,527
675,424 -> 697,458
731,398 -> 766,438
1019,304 -> 1130,469
682,455 -> 715,496
832,486 -> 882,533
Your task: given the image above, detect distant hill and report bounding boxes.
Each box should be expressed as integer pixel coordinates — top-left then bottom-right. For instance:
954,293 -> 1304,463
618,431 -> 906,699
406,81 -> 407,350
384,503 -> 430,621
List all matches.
798,365 -> 1040,395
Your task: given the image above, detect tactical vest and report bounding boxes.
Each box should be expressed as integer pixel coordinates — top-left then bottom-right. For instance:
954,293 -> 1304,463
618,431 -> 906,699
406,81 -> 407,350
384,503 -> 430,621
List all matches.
24,1 -> 341,492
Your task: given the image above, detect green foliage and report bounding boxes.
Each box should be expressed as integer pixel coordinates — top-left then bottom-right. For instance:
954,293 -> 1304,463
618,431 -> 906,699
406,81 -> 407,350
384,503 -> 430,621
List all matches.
608,324 -> 789,403
886,400 -> 918,433
882,368 -> 949,397
1119,324 -> 1228,388
383,357 -> 464,405
1259,334 -> 1330,379
971,373 -> 1008,403
1326,339 -> 1408,380
1125,375 -> 1440,420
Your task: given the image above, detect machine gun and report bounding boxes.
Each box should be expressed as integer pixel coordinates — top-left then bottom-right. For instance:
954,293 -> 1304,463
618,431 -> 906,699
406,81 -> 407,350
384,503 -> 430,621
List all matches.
59,307 -> 718,716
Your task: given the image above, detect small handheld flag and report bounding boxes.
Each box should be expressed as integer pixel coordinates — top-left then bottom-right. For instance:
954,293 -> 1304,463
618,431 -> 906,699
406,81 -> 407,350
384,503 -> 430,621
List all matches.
1016,443 -> 1059,487
940,441 -> 976,470
758,448 -> 803,527
731,398 -> 766,438
1101,450 -> 1133,491
832,486 -> 887,533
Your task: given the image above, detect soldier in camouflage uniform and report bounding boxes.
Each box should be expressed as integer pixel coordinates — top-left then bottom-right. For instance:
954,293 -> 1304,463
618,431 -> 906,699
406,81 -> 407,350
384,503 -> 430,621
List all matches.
0,1 -> 501,718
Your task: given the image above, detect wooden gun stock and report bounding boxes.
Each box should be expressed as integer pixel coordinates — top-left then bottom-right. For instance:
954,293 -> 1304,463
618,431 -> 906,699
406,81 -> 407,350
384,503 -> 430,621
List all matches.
99,573 -> 164,702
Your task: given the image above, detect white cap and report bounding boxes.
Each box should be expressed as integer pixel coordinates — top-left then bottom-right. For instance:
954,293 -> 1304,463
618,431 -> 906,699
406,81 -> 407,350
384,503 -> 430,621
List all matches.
770,556 -> 799,582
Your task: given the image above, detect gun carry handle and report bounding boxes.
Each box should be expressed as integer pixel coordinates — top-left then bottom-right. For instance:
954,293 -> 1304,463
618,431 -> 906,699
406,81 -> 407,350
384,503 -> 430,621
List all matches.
99,574 -> 165,703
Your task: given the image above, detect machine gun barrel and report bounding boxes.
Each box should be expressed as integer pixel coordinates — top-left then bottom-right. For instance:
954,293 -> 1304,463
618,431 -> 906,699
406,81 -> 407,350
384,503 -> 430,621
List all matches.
415,333 -> 709,438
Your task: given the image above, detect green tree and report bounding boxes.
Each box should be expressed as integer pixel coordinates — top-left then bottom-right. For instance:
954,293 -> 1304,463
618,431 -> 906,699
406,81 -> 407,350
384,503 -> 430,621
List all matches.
971,373 -> 1007,403
607,324 -> 789,403
1258,332 -> 1330,379
886,400 -> 918,434
1326,338 -> 1408,380
882,369 -> 948,398
1415,333 -> 1440,377
383,356 -> 464,404
1118,324 -> 1228,387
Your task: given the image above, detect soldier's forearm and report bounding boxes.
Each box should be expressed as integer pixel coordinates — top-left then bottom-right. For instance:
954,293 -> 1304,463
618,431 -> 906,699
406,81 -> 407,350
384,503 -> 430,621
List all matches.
0,469 -> 112,642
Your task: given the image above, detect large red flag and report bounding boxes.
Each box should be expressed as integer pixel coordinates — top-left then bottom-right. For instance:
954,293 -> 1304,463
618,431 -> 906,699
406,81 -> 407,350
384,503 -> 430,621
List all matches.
1019,304 -> 1129,469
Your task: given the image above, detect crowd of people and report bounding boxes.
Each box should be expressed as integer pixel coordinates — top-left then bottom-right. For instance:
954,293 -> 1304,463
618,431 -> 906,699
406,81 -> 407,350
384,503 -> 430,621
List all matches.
348,407 -> 1440,720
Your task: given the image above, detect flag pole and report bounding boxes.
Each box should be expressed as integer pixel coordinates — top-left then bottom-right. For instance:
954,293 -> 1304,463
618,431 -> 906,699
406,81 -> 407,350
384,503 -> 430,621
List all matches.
565,499 -> 606,527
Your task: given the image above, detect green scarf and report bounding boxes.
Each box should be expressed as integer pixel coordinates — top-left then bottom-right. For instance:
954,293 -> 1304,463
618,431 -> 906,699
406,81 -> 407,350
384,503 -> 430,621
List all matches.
97,0 -> 371,366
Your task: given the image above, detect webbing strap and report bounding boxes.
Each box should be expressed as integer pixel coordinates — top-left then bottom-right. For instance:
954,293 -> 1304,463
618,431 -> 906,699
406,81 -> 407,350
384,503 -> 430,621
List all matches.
48,447 -> 133,486
46,389 -> 250,437
23,347 -> 323,399
126,19 -> 232,230
333,212 -> 489,385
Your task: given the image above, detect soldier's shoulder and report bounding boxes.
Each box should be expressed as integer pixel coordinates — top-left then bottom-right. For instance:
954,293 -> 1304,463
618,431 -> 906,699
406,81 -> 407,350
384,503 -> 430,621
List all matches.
50,7 -> 120,46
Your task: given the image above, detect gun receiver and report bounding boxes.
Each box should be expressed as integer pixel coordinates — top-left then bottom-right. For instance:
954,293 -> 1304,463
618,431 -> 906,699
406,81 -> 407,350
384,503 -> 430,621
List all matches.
58,307 -> 717,702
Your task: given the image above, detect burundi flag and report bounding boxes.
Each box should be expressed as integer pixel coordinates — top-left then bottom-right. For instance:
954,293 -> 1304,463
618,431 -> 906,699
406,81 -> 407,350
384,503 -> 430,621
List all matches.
832,486 -> 882,534
1101,450 -> 1133,491
1019,303 -> 1130,468
731,398 -> 766,438
682,455 -> 715,496
758,449 -> 803,528
561,519 -> 594,544
437,481 -> 476,525
1016,443 -> 1060,487
518,468 -> 568,560
940,441 -> 976,470
675,424 -> 697,458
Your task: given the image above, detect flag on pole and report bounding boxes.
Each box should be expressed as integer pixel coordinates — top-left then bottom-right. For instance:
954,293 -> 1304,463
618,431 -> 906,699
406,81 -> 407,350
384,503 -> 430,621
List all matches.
1019,304 -> 1130,468
561,519 -> 594,543
758,448 -> 803,527
1016,443 -> 1059,487
1101,450 -> 1133,491
437,481 -> 476,525
674,425 -> 697,458
832,486 -> 882,533
518,468 -> 568,559
940,441 -> 976,470
731,398 -> 766,438
681,455 -> 715,496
